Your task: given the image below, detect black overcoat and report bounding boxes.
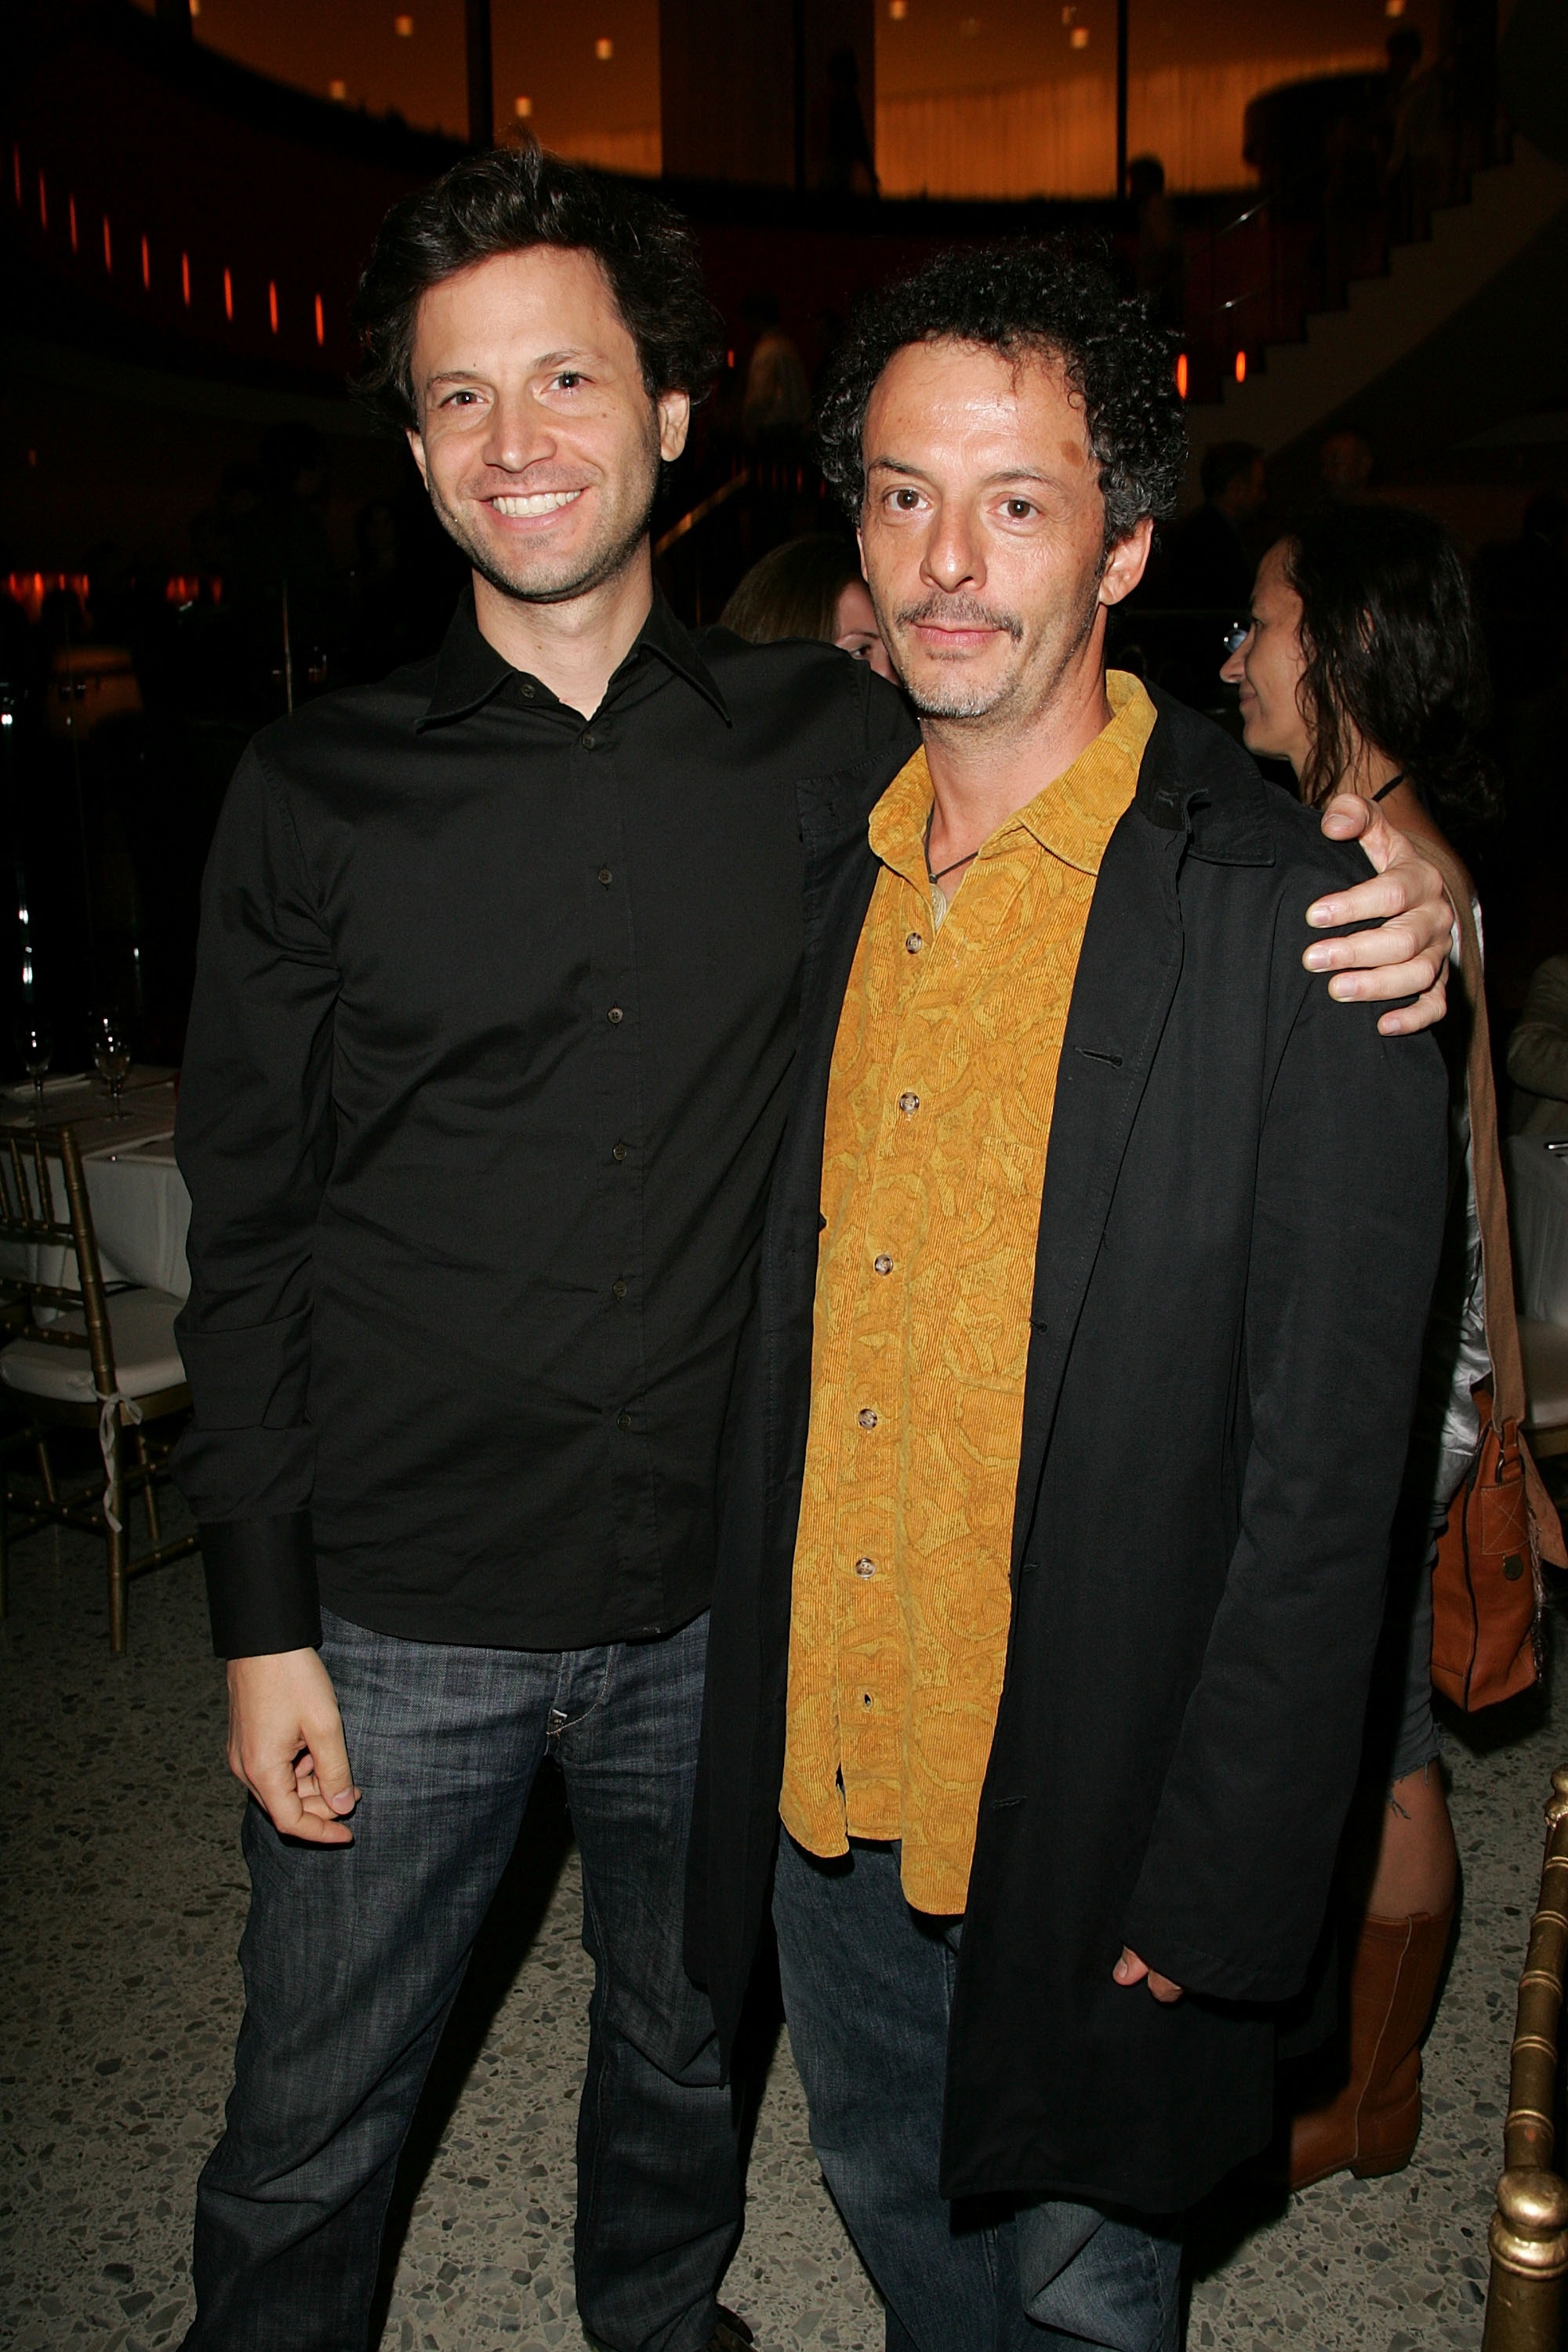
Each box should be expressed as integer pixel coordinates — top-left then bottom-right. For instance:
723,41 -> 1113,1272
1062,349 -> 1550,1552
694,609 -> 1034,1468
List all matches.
685,688 -> 1448,2215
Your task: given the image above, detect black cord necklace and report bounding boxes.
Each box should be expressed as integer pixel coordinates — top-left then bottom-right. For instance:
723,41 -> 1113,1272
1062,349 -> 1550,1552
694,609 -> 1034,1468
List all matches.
1371,770 -> 1408,803
924,808 -> 979,888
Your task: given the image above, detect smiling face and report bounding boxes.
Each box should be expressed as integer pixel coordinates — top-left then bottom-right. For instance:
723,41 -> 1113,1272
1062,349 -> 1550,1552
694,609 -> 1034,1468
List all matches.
856,338 -> 1151,735
406,244 -> 690,608
1220,539 -> 1312,774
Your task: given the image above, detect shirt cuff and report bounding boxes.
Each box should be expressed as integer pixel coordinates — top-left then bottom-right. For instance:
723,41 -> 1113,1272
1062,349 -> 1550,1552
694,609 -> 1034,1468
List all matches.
200,1513 -> 323,1657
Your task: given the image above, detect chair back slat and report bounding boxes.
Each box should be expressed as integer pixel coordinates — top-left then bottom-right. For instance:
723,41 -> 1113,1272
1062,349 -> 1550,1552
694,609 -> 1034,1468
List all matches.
0,1121 -> 118,1396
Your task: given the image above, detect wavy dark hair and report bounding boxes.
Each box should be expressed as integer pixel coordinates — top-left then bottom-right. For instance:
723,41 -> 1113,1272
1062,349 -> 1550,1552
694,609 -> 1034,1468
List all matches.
815,238 -> 1187,554
718,535 -> 863,645
351,146 -> 724,430
1283,504 -> 1498,821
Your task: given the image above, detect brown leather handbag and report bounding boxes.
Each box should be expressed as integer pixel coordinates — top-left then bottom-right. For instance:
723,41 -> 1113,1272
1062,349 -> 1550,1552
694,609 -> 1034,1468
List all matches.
1427,853 -> 1564,1711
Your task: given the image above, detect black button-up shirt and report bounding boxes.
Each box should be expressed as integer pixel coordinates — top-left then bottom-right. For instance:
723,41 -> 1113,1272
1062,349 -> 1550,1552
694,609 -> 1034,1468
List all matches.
174,592 -> 917,1655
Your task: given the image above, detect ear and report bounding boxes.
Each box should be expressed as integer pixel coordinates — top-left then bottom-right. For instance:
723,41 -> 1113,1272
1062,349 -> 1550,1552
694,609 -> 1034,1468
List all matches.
1099,514 -> 1155,609
406,425 -> 430,492
657,389 -> 691,464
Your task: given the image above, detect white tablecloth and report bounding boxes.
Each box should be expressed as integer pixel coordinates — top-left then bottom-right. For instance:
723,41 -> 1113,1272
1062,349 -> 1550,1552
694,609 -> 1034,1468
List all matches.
1505,1133 -> 1568,1327
1,1072 -> 191,1301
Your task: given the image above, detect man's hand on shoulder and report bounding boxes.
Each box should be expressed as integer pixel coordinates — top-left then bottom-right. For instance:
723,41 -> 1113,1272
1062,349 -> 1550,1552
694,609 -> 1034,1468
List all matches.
227,1648 -> 361,1844
1301,793 -> 1454,1036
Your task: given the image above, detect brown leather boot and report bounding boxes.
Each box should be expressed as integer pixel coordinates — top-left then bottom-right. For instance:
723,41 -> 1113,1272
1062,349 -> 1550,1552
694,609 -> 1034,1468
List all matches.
1289,1904 -> 1455,2190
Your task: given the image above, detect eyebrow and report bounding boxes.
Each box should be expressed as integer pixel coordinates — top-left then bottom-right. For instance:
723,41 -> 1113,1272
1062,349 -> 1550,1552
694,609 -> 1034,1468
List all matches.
423,348 -> 593,390
865,457 -> 1059,486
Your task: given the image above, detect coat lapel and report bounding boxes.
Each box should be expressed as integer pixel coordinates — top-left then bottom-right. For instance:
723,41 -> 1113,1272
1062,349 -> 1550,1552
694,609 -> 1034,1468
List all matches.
1009,795 -> 1185,1571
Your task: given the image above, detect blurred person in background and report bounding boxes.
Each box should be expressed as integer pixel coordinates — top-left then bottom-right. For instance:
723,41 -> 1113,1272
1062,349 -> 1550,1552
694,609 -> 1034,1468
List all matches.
1508,953 -> 1568,1134
719,533 -> 898,681
1319,429 -> 1376,505
740,292 -> 812,459
1222,502 -> 1557,2187
1127,154 -> 1185,337
1166,441 -> 1266,612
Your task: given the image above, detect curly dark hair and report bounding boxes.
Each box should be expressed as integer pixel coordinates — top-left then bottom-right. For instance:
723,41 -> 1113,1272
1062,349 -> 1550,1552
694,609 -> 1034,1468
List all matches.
1283,504 -> 1498,822
351,146 -> 724,430
816,238 -> 1187,554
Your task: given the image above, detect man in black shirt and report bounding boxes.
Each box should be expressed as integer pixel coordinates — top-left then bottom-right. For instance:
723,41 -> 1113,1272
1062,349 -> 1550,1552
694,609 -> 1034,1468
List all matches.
173,153 -> 1456,2352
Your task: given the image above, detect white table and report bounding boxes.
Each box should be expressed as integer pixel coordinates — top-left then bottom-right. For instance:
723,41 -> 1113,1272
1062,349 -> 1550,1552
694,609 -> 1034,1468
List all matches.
1,1070 -> 191,1301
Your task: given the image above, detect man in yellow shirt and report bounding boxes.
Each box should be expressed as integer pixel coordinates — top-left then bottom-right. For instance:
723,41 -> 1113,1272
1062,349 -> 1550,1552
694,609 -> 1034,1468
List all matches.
688,242 -> 1447,2350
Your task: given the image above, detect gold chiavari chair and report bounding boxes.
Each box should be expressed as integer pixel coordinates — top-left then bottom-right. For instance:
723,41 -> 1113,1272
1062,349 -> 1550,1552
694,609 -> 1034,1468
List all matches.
1483,1762 -> 1568,2348
0,1120 -> 197,1653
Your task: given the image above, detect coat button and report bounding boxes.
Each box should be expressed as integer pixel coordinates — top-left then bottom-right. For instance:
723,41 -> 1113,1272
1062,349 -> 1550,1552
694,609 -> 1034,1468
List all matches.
857,1408 -> 878,1428
898,1091 -> 920,1115
616,1410 -> 631,1430
855,1557 -> 877,1578
608,1005 -> 623,1024
873,1254 -> 893,1275
905,931 -> 924,953
581,731 -> 597,749
598,866 -> 612,885
612,1142 -> 629,1160
612,1279 -> 628,1299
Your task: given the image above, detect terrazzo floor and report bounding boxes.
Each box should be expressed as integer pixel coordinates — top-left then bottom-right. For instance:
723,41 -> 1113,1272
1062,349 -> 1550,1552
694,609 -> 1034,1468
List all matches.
2,1500 -> 1563,2352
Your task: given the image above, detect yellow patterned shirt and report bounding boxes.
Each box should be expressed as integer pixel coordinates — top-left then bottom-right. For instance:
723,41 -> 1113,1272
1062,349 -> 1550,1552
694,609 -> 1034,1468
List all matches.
780,670 -> 1157,1915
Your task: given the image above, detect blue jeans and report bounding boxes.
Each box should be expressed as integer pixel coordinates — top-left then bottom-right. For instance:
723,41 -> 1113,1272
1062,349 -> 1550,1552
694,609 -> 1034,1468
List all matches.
773,1835 -> 1182,2352
183,1609 -> 740,2352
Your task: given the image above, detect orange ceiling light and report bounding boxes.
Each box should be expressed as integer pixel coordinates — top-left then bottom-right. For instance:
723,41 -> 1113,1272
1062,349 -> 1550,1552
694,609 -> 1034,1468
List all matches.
269,279 -> 279,332
68,194 -> 78,252
102,214 -> 112,271
141,234 -> 151,290
1174,352 -> 1189,400
223,266 -> 234,321
181,252 -> 191,306
314,292 -> 325,345
1234,349 -> 1247,384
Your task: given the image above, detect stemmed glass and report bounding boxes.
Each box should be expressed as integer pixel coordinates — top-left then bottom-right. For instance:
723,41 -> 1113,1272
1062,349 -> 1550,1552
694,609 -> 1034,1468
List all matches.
92,1011 -> 132,1120
15,1018 -> 53,1124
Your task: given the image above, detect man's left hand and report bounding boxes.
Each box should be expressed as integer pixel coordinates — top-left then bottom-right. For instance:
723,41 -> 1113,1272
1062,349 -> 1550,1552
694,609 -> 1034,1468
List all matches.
1113,1947 -> 1185,2004
1302,793 -> 1454,1036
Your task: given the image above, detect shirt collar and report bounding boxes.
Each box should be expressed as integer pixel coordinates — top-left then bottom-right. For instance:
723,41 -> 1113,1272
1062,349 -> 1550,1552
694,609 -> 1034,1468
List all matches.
419,585 -> 731,730
869,670 -> 1156,887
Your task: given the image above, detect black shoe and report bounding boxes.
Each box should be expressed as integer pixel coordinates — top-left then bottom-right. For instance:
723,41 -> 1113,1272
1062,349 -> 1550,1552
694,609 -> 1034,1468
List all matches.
705,2310 -> 755,2352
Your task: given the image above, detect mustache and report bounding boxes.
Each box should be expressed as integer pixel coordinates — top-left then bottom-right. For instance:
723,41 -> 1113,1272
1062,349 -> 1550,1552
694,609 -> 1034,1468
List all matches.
895,594 -> 1024,644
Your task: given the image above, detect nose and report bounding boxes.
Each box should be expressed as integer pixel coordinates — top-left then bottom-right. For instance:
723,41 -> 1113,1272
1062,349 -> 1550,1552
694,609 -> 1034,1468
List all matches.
481,389 -> 557,477
1218,626 -> 1250,686
920,503 -> 983,598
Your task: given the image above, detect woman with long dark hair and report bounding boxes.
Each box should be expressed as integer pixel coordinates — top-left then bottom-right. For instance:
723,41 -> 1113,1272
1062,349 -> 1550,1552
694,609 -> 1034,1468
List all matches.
1221,502 -> 1533,2187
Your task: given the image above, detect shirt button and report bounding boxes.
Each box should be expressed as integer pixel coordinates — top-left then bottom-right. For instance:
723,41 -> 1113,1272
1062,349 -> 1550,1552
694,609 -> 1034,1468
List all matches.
612,1279 -> 628,1299
608,1005 -> 624,1024
906,931 -> 924,953
581,730 -> 597,749
873,1253 -> 894,1276
898,1091 -> 920,1115
857,1408 -> 878,1429
612,1142 -> 629,1161
598,866 -> 612,885
616,1410 -> 631,1430
519,681 -> 535,700
855,1557 -> 877,1578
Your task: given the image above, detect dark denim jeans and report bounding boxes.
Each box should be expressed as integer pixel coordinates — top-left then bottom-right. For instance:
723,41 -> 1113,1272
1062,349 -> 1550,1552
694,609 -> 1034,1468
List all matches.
183,1609 -> 739,2352
772,1835 -> 1181,2352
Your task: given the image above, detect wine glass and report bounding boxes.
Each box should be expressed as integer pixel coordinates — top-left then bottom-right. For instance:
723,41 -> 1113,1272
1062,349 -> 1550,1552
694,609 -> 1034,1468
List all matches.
92,1011 -> 132,1120
15,1018 -> 53,1124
